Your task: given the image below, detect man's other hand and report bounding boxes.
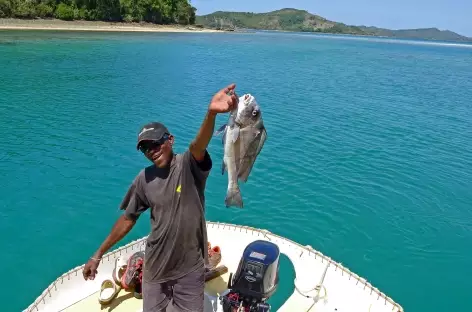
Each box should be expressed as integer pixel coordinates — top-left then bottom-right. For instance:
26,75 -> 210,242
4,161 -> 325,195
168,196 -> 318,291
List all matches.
82,257 -> 100,280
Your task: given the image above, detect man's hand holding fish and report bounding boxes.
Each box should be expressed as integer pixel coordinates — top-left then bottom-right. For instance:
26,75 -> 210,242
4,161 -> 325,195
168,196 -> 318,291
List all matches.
189,83 -> 239,161
207,83 -> 239,115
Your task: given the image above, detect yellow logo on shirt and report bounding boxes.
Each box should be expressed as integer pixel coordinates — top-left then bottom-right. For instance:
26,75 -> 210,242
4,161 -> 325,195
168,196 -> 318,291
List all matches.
176,184 -> 181,193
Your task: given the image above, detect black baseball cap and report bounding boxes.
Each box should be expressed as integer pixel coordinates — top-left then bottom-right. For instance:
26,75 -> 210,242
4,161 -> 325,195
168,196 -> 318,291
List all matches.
136,122 -> 170,150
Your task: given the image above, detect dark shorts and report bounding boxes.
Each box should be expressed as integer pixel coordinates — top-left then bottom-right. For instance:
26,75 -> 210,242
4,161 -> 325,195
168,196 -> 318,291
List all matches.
142,264 -> 205,312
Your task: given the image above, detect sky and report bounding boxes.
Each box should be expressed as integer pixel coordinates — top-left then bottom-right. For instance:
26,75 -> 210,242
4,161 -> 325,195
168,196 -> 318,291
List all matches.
191,0 -> 472,37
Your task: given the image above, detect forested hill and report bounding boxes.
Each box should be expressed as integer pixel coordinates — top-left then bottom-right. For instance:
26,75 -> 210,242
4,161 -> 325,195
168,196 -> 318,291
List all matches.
196,9 -> 364,34
196,8 -> 472,42
0,0 -> 196,24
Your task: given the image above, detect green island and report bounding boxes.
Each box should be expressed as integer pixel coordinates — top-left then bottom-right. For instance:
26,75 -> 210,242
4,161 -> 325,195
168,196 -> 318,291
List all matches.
196,8 -> 472,43
0,0 -> 196,25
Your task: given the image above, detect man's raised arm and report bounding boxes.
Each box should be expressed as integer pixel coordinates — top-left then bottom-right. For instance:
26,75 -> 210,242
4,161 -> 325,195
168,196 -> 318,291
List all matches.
189,83 -> 238,161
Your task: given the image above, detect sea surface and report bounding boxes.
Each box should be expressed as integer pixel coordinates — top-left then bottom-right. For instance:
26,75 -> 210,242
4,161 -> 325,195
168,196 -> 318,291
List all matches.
1,29 -> 471,312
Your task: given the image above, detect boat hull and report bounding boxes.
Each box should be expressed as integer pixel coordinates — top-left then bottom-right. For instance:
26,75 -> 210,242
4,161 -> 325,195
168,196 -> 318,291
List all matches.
24,221 -> 403,312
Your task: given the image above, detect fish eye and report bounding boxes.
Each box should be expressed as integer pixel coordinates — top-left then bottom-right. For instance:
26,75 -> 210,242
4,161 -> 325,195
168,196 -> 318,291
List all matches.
252,110 -> 259,116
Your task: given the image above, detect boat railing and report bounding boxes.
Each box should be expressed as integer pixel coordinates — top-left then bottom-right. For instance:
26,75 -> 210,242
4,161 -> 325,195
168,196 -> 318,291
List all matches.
206,221 -> 403,312
24,236 -> 148,312
24,221 -> 403,312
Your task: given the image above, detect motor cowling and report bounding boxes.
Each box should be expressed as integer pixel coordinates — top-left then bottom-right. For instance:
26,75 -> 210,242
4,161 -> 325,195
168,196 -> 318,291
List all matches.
220,240 -> 280,312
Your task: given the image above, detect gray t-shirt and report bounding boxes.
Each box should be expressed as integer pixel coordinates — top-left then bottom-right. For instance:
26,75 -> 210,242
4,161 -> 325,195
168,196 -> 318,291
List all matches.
120,149 -> 212,283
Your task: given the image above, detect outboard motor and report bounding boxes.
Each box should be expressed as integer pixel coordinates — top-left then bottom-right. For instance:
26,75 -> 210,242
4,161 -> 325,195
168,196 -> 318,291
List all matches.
220,240 -> 280,312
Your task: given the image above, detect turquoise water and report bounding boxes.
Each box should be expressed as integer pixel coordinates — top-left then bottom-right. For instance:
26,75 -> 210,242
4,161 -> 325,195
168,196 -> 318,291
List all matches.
1,29 -> 472,312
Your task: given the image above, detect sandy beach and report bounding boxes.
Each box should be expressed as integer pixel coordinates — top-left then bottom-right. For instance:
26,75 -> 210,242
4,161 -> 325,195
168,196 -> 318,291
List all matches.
0,18 -> 223,33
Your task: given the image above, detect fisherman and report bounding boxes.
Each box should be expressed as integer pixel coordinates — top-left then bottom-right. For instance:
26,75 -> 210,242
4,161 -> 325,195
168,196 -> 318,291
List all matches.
82,84 -> 239,311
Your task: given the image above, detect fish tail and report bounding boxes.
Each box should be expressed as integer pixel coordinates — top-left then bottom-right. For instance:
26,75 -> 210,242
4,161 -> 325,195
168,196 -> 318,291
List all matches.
225,184 -> 243,208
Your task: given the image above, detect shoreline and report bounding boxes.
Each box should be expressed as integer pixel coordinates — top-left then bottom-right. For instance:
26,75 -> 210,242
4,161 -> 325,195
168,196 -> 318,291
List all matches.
0,18 -> 224,33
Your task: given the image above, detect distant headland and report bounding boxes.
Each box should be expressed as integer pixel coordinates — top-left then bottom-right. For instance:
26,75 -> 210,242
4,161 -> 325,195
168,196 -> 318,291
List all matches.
196,8 -> 472,43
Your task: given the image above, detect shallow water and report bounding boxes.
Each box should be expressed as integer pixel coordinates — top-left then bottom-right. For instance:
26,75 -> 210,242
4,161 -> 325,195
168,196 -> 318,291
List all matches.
1,29 -> 471,312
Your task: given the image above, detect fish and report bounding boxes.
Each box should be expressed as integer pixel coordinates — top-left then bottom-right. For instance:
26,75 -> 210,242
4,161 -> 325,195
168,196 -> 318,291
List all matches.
215,93 -> 267,208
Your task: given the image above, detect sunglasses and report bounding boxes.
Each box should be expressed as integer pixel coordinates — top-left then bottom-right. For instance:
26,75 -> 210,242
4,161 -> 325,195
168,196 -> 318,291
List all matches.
139,134 -> 169,153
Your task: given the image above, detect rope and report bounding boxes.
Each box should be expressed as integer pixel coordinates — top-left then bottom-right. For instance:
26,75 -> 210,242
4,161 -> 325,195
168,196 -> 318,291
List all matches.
293,260 -> 330,310
294,282 -> 327,299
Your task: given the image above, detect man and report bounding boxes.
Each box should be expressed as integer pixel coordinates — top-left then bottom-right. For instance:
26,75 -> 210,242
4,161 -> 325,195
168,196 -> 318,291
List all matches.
82,84 -> 239,311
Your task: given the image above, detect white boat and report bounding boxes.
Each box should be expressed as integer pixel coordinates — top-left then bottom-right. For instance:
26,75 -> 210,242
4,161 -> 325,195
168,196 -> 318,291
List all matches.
24,221 -> 403,312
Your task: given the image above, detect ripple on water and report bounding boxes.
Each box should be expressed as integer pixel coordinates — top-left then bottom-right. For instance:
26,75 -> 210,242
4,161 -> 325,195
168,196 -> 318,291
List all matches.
1,31 -> 472,312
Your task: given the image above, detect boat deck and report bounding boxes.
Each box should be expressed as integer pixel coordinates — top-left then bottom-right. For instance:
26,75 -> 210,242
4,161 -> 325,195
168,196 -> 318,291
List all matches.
24,221 -> 403,312
61,271 -> 231,312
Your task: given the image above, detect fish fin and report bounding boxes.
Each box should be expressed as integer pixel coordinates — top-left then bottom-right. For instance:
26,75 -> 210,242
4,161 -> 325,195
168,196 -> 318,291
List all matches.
231,125 -> 240,143
221,127 -> 227,146
215,124 -> 227,136
254,127 -> 267,156
238,127 -> 267,183
221,159 -> 226,175
225,185 -> 244,208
